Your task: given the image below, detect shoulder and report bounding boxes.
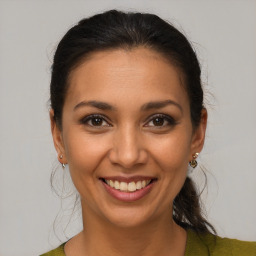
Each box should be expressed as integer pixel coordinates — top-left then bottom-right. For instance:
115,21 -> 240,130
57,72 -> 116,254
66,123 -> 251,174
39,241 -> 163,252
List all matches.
39,243 -> 66,256
212,235 -> 256,255
186,229 -> 256,256
219,237 -> 256,255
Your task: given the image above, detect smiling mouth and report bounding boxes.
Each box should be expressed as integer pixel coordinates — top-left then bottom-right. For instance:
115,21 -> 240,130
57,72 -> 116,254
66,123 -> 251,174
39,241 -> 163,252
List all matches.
100,178 -> 157,193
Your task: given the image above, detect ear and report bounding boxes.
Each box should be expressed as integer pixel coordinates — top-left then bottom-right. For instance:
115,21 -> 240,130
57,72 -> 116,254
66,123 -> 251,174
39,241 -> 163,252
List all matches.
189,108 -> 207,159
49,109 -> 67,164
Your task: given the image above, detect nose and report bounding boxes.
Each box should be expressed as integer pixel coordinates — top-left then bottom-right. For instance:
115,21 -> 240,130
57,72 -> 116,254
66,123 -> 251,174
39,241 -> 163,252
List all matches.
108,125 -> 148,169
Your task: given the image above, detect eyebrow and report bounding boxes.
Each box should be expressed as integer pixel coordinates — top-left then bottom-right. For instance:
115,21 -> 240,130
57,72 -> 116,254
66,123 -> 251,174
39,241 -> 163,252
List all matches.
141,100 -> 183,112
73,100 -> 117,111
73,99 -> 182,112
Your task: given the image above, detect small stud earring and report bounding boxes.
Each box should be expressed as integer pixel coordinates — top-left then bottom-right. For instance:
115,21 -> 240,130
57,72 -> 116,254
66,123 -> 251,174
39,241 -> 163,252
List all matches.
189,153 -> 199,168
59,155 -> 66,169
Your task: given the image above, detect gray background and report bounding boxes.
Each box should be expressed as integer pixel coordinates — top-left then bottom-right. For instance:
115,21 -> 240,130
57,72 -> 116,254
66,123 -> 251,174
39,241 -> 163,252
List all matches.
0,0 -> 255,255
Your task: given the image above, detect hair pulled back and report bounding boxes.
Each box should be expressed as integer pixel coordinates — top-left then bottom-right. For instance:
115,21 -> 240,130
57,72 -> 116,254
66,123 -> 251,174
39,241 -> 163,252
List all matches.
50,9 -> 214,234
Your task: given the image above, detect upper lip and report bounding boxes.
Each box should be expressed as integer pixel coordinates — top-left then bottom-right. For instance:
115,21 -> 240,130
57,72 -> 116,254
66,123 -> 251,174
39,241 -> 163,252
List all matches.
100,176 -> 157,183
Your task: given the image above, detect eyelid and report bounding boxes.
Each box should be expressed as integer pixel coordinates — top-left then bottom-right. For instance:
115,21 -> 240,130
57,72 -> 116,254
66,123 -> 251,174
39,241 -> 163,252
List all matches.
80,113 -> 176,128
144,113 -> 177,127
80,114 -> 112,127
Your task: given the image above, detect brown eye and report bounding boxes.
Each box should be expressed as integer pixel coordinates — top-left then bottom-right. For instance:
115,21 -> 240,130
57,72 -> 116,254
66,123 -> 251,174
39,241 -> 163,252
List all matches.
152,117 -> 164,126
91,117 -> 103,126
145,114 -> 177,128
80,114 -> 111,128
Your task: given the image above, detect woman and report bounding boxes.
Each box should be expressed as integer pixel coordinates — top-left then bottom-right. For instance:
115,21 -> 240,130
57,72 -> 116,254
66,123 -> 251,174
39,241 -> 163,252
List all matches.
41,10 -> 256,256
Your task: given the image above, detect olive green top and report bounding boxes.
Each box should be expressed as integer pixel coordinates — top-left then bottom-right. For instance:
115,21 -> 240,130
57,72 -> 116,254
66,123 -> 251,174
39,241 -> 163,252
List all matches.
40,229 -> 256,256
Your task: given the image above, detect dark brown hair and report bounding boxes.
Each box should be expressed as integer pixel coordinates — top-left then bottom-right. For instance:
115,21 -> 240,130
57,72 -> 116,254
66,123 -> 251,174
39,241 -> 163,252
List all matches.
50,9 -> 215,234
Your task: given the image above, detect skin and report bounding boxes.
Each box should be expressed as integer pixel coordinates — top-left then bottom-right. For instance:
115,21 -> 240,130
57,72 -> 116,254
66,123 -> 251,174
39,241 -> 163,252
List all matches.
50,47 -> 207,256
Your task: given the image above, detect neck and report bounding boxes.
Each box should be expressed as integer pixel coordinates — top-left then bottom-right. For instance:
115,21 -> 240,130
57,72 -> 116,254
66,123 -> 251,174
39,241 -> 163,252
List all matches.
67,201 -> 187,256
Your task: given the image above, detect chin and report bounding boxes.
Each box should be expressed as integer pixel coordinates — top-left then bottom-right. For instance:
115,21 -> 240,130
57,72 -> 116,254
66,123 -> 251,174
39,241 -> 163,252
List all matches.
99,204 -> 162,229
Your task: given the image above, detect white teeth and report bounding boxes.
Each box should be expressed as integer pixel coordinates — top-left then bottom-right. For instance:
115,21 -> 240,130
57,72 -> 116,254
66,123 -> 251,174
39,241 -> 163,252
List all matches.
104,179 -> 152,192
128,182 -> 136,192
114,180 -> 120,190
109,180 -> 114,187
136,181 -> 142,190
120,182 -> 127,191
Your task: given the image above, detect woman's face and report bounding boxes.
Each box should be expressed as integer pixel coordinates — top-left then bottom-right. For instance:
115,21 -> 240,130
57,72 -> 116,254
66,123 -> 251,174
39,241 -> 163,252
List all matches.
51,47 -> 207,228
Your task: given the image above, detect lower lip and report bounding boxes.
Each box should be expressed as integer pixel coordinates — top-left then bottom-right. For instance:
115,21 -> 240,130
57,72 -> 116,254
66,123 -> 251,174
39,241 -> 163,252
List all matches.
101,181 -> 155,202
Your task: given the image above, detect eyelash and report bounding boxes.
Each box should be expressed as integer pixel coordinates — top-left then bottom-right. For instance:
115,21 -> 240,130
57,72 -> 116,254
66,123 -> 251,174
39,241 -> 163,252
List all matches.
80,114 -> 111,128
80,114 -> 177,128
145,114 -> 177,128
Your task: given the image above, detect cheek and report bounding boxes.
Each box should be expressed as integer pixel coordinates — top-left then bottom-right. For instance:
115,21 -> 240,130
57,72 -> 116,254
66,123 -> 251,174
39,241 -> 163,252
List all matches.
148,130 -> 191,196
148,130 -> 191,171
62,129 -> 111,184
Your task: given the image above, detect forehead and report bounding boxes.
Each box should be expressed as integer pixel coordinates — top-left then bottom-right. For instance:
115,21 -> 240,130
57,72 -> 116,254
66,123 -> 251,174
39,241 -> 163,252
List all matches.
66,47 -> 189,110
